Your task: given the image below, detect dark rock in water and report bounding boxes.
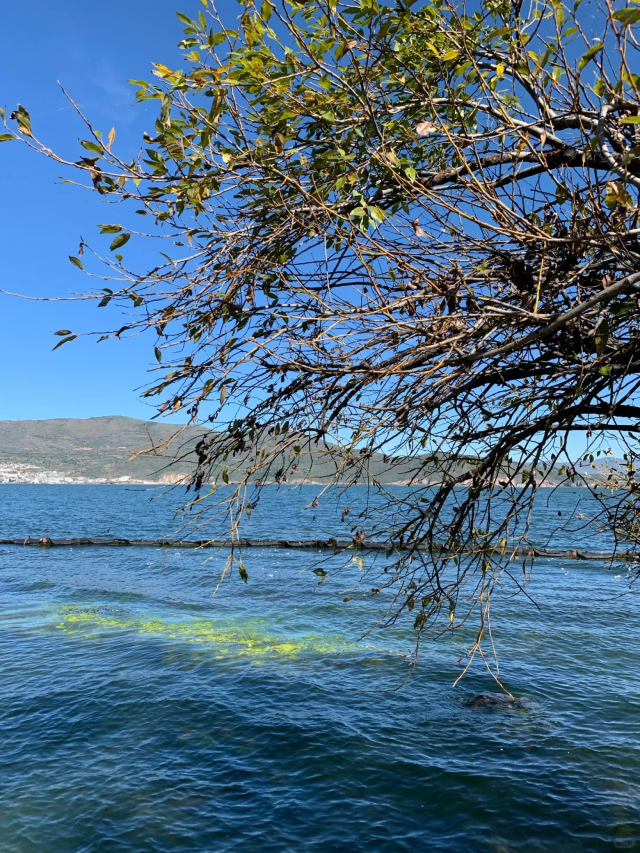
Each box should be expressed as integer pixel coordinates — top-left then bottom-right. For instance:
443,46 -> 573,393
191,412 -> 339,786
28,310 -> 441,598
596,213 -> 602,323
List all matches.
466,693 -> 533,711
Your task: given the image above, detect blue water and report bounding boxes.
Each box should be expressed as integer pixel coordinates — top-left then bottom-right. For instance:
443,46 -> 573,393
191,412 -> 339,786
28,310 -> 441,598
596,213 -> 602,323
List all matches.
1,485 -> 639,851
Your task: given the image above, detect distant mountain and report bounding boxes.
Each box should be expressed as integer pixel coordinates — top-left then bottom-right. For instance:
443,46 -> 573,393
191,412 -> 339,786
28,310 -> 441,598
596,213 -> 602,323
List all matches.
0,416 -> 436,485
0,416 -> 205,484
0,416 -> 585,487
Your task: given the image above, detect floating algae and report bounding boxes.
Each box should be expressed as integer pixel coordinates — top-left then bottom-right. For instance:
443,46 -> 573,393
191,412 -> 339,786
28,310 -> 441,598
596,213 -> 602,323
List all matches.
55,606 -> 350,661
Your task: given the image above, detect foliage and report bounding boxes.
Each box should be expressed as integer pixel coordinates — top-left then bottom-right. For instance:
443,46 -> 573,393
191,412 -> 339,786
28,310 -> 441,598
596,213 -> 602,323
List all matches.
5,0 -> 640,674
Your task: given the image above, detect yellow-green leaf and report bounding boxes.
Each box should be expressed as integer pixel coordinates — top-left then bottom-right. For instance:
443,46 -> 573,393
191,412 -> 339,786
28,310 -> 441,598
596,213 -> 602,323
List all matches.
52,334 -> 77,351
578,42 -> 603,70
595,331 -> 609,355
613,7 -> 640,25
10,105 -> 32,136
81,140 -> 103,155
110,233 -> 130,251
605,180 -> 634,209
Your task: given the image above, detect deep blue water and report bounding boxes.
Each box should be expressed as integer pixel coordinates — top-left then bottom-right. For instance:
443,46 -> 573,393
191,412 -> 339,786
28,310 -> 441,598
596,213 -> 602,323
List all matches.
1,485 -> 639,852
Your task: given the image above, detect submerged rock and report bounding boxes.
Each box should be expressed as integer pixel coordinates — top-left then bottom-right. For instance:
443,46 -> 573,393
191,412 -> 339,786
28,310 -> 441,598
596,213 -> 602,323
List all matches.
466,693 -> 533,712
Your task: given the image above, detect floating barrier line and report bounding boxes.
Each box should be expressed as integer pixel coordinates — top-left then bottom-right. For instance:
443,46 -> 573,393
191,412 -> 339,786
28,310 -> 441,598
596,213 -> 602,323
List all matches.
0,537 -> 637,562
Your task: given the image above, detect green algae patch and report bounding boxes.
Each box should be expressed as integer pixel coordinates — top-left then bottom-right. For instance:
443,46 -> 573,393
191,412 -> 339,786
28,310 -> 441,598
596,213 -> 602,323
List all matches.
55,607 -> 350,660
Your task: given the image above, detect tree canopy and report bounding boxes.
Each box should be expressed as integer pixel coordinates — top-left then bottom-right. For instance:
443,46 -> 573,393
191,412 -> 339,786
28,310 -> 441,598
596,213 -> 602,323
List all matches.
5,0 -> 640,673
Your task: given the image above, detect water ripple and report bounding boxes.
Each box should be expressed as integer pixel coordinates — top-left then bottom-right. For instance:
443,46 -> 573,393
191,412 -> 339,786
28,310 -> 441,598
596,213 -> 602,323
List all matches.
0,486 -> 639,851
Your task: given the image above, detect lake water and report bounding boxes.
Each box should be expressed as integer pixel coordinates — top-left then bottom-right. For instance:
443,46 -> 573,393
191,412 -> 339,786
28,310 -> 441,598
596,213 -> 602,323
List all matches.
0,484 -> 639,851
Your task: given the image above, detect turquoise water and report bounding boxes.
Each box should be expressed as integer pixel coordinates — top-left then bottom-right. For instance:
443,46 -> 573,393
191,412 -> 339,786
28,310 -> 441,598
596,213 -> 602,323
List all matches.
1,485 -> 639,851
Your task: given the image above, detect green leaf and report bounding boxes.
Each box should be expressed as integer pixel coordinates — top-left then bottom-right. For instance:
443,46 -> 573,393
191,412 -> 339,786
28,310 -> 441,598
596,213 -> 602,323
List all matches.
605,180 -> 634,209
246,504 -> 252,519
404,166 -> 416,182
10,105 -> 32,136
161,94 -> 172,126
599,365 -> 612,376
155,347 -> 162,362
620,116 -> 640,124
69,256 -> 83,269
578,42 -> 603,70
53,329 -> 73,336
52,334 -> 77,351
176,11 -> 192,24
613,7 -> 640,25
109,233 -> 130,251
595,328 -> 609,355
238,563 -> 249,583
99,224 -> 123,234
222,469 -> 229,484
81,139 -> 103,155
611,301 -> 636,316
0,133 -> 15,142
313,568 -> 327,577
262,0 -> 273,21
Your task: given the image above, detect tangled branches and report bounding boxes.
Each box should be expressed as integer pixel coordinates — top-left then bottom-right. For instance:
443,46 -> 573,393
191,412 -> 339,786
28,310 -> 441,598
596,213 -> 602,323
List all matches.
5,0 -> 640,670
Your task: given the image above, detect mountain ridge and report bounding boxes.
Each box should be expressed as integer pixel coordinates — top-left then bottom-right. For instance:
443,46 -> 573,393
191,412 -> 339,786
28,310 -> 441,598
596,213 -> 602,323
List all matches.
0,416 -> 584,487
0,416 -> 202,484
0,416 -> 429,485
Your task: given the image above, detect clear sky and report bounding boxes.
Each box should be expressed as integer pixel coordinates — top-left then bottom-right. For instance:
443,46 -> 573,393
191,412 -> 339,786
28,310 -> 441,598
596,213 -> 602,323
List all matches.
0,0 -> 209,422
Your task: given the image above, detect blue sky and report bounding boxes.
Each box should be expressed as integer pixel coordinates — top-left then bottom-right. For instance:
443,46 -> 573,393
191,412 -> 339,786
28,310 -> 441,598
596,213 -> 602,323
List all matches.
0,0 -> 211,422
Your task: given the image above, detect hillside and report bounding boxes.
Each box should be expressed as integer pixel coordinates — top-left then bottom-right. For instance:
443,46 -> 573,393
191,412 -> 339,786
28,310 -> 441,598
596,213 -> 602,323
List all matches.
0,416 -> 584,486
0,416 -> 437,485
0,416 -> 205,484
